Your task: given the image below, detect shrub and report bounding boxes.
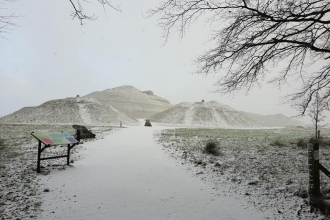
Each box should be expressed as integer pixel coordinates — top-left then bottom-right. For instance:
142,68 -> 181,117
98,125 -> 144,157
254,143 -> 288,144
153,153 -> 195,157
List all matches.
309,137 -> 318,144
204,140 -> 221,156
296,139 -> 307,148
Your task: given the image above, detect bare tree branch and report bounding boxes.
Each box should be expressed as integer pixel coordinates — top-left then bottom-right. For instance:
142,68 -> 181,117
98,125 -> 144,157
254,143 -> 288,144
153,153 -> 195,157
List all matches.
0,0 -> 121,35
307,83 -> 329,138
0,0 -> 19,39
68,0 -> 121,25
149,0 -> 330,116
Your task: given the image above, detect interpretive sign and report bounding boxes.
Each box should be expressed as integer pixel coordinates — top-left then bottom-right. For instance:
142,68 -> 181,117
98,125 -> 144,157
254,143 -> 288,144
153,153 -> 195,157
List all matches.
31,131 -> 79,173
31,132 -> 78,145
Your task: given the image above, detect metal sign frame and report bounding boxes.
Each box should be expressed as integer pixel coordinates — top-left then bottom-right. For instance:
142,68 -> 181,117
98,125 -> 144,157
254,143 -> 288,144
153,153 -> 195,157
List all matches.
31,131 -> 79,173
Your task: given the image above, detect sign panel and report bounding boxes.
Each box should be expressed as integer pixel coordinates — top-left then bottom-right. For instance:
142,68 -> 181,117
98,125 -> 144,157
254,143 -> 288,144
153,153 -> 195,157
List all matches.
32,132 -> 78,145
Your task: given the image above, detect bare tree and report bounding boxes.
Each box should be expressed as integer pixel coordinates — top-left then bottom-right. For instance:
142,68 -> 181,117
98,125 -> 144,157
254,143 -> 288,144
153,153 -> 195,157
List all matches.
308,84 -> 329,139
149,0 -> 330,116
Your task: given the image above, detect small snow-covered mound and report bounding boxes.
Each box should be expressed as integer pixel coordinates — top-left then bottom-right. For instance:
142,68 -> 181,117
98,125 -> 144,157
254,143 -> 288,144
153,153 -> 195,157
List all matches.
0,97 -> 138,125
84,85 -> 173,119
150,101 -> 261,128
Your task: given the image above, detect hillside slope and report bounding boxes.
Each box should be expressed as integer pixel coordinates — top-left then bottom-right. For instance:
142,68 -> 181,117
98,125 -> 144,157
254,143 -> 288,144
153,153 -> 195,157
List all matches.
150,101 -> 262,128
150,101 -> 304,128
0,97 -> 138,125
244,112 -> 305,127
84,85 -> 173,119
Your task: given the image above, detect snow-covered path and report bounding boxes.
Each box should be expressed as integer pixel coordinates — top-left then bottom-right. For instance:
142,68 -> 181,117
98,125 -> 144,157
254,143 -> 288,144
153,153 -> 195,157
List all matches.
37,125 -> 269,220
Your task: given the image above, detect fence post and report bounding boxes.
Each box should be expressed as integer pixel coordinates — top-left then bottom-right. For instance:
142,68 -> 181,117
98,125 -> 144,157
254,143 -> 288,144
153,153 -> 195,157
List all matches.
308,143 -> 314,196
308,143 -> 320,198
313,142 -> 320,196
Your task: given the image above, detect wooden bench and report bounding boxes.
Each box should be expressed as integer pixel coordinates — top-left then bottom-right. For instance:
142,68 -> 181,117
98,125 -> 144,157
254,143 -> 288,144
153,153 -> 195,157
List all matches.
31,131 -> 78,173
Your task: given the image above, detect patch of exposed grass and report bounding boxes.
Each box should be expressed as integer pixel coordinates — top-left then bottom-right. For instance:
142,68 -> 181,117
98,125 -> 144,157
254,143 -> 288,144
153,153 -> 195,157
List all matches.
34,202 -> 42,208
294,187 -> 309,199
0,139 -> 5,151
270,138 -> 286,147
297,138 -> 308,148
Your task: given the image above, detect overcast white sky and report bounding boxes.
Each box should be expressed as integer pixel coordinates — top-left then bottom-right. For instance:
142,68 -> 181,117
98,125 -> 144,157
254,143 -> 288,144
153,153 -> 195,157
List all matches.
0,0 -> 317,123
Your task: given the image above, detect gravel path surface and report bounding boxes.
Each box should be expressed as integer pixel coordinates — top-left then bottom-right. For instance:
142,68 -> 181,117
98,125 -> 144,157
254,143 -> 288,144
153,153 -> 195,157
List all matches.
37,125 -> 270,220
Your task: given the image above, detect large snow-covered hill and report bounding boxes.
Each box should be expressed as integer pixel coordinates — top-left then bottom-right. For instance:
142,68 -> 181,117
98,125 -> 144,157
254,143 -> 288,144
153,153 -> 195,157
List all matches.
0,97 -> 138,125
0,85 -> 305,128
84,85 -> 173,118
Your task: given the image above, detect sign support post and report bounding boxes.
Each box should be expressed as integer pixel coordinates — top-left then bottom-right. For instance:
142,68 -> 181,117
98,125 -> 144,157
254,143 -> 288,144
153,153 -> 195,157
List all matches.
31,132 -> 78,173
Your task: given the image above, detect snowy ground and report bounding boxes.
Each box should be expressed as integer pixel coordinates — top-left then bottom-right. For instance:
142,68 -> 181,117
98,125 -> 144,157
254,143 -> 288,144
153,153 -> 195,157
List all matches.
36,124 -> 270,220
0,124 -> 116,220
1,123 -> 330,219
154,126 -> 330,219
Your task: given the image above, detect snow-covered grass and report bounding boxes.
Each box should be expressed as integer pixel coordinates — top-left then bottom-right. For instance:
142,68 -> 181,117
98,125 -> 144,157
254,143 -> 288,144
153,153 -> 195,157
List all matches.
154,126 -> 330,219
0,124 -> 119,220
